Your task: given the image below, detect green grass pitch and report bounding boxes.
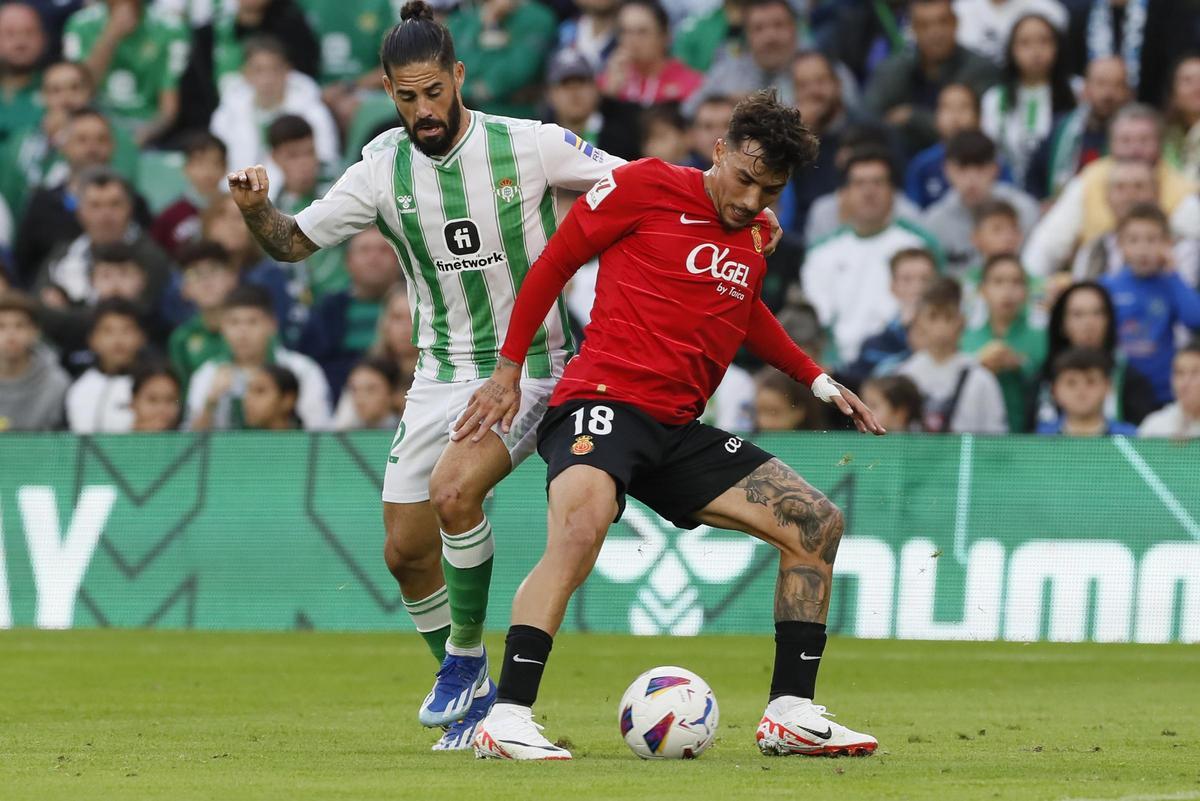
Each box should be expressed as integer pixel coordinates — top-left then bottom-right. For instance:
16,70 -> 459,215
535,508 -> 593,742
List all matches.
1,630 -> 1197,801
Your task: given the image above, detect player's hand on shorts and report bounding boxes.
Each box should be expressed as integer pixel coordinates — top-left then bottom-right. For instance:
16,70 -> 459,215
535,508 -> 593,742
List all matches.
227,165 -> 271,212
452,363 -> 522,442
814,375 -> 886,436
762,207 -> 783,256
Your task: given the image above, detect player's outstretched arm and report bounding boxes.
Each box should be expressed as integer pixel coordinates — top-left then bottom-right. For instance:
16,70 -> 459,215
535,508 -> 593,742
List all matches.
227,165 -> 319,263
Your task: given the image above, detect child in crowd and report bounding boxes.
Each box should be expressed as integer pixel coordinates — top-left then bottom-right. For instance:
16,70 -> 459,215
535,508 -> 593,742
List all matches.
904,83 -> 982,209
1100,204 -> 1200,406
961,254 -> 1046,432
168,241 -> 238,393
843,248 -> 937,386
338,357 -> 403,432
860,374 -> 925,432
65,298 -> 147,433
1037,348 -> 1138,436
0,290 -> 70,431
130,363 -> 182,433
151,132 -> 227,258
639,105 -> 690,165
896,277 -> 1009,433
753,367 -> 827,432
963,199 -> 1027,327
1138,342 -> 1200,439
242,365 -> 301,431
187,285 -> 329,431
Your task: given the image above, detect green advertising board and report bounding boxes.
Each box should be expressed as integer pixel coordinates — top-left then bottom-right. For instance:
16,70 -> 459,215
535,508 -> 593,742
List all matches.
0,432 -> 1197,642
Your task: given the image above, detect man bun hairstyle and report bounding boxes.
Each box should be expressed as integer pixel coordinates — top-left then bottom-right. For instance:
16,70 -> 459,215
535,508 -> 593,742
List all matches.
381,1 -> 457,77
726,89 -> 820,176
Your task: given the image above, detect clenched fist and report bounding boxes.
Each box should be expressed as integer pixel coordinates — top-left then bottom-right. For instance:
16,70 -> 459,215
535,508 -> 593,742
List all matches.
227,165 -> 271,212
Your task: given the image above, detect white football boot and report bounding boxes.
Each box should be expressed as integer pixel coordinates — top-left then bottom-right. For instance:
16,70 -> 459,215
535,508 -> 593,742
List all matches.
472,703 -> 573,760
756,696 -> 878,757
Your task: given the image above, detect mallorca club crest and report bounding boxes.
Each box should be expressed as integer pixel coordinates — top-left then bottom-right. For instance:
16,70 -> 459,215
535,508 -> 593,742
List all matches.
751,224 -> 763,253
571,435 -> 594,456
495,177 -> 519,204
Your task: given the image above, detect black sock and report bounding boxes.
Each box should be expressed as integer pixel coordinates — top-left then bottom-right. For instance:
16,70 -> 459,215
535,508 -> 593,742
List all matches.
769,621 -> 827,701
496,624 -> 553,707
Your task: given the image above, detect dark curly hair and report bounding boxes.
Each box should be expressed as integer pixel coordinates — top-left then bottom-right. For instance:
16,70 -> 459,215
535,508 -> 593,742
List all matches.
726,90 -> 820,176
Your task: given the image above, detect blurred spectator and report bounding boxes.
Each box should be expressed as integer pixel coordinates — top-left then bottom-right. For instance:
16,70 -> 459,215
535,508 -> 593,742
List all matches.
801,148 -> 943,365
168,240 -> 237,394
963,199 -> 1028,325
299,226 -> 398,398
20,0 -> 81,64
1023,105 -> 1200,278
151,132 -> 227,258
65,297 -> 146,433
301,0 -> 391,87
953,0 -> 1068,65
12,108 -> 151,287
337,356 -> 403,431
825,0 -> 908,87
0,289 -> 69,431
195,195 -> 297,339
672,0 -> 745,74
841,248 -> 937,387
683,94 -> 733,169
896,277 -> 1009,433
753,366 -> 827,432
544,48 -> 642,163
961,253 -> 1046,432
1163,54 -> 1200,182
921,130 -> 1040,274
187,285 -> 329,431
863,0 -> 1000,156
1035,279 -> 1157,428
449,0 -> 558,118
62,0 -> 188,145
904,82 -> 983,209
781,52 -> 889,234
209,37 -> 339,181
682,0 -> 798,117
1099,203 -> 1200,405
860,374 -> 925,432
35,168 -> 170,312
0,61 -> 139,218
129,361 -> 181,432
1138,341 -> 1200,438
1036,347 -> 1137,435
368,283 -> 419,376
599,0 -> 702,107
1071,160 -> 1199,287
0,3 -> 47,148
639,104 -> 689,164
980,13 -> 1076,187
804,131 -> 921,244
242,364 -> 301,430
1064,0 -> 1191,107
1025,55 -> 1129,199
557,0 -> 619,72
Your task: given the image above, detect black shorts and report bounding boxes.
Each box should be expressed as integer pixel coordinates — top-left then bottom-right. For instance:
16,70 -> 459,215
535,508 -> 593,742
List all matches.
537,399 -> 773,529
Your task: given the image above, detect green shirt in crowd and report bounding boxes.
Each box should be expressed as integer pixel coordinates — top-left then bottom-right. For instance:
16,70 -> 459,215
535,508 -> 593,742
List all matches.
343,297 -> 382,354
63,4 -> 190,123
672,6 -> 733,73
298,0 -> 393,85
0,122 -> 140,215
0,77 -> 41,150
448,0 -> 557,120
169,315 -> 229,395
961,312 -> 1047,434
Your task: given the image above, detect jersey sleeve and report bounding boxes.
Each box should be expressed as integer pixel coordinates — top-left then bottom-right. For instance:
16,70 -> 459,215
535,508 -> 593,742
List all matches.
568,158 -> 659,246
536,123 -> 627,193
293,158 -> 377,250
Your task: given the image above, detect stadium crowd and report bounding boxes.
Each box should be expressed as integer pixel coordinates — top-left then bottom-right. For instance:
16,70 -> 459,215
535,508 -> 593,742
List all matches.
1,0 -> 1199,438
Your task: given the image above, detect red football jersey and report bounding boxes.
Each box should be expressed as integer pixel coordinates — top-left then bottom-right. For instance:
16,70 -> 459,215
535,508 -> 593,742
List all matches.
551,159 -> 771,424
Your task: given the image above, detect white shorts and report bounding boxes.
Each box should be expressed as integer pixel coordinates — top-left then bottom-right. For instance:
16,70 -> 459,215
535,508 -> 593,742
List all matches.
381,373 -> 558,504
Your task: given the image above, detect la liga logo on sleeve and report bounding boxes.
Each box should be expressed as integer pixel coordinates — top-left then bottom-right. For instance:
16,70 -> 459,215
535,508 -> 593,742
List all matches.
586,173 -> 617,210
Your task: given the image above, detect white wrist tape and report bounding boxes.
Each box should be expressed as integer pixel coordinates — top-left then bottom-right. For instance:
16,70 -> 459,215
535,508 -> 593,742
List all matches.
811,373 -> 842,404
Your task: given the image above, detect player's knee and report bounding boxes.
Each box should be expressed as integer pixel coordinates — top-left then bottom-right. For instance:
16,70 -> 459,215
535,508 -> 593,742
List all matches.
383,529 -> 439,582
552,506 -> 608,562
428,478 -> 481,530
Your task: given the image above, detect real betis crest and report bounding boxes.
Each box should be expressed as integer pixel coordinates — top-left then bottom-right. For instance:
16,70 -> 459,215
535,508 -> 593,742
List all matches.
495,177 -> 519,204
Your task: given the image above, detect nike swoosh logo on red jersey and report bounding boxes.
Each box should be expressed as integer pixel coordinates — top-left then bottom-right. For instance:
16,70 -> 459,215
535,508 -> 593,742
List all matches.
679,214 -> 709,225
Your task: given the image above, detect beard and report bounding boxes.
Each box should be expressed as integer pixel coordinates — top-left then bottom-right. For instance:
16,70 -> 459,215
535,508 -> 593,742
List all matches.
403,90 -> 464,158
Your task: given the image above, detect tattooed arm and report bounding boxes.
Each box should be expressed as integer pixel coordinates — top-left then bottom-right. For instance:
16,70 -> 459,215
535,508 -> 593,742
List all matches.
451,356 -> 524,442
227,165 -> 319,262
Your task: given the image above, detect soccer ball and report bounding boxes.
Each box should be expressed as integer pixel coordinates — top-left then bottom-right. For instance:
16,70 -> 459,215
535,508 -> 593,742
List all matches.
617,666 -> 719,759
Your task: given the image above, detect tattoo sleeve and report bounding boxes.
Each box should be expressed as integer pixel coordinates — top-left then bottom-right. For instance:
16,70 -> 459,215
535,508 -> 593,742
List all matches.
774,565 -> 829,622
734,458 -> 844,565
242,203 -> 319,262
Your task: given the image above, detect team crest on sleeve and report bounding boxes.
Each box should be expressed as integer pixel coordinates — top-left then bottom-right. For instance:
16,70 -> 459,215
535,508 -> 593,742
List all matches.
571,435 -> 595,455
586,173 -> 617,210
751,224 -> 763,253
495,177 -> 519,204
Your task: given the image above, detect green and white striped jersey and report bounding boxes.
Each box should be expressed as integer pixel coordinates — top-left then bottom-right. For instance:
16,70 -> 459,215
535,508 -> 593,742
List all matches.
295,111 -> 620,382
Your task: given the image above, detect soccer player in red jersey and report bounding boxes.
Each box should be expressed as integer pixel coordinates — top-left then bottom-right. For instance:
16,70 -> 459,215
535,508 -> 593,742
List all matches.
456,91 -> 884,761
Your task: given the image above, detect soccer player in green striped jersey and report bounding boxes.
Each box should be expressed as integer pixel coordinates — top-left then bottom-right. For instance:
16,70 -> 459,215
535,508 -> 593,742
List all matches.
226,1 -> 617,751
